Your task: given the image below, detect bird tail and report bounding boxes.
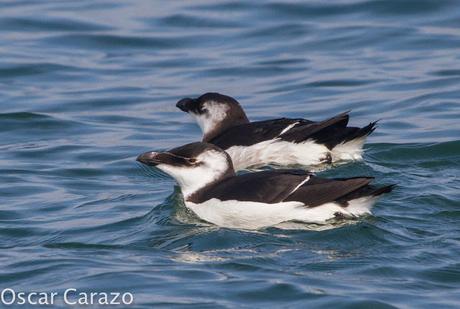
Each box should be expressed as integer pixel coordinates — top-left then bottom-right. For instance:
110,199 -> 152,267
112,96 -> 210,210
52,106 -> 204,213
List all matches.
343,121 -> 378,143
328,120 -> 378,161
280,111 -> 350,145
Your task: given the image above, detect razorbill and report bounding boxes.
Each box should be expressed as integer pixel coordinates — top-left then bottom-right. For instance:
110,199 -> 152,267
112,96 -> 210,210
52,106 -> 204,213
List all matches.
137,142 -> 393,230
176,92 -> 377,171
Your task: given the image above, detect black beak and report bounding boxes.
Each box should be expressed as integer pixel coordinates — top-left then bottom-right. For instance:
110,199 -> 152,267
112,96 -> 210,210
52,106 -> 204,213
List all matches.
137,151 -> 193,167
176,98 -> 194,112
136,151 -> 163,166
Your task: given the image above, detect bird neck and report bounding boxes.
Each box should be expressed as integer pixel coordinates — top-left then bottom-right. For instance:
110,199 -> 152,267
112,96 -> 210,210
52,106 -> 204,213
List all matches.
202,112 -> 249,142
183,166 -> 235,202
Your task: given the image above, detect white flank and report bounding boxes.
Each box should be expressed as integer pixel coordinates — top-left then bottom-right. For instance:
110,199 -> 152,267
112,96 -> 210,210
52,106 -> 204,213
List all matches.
226,135 -> 369,171
226,139 -> 329,171
345,195 -> 378,216
185,195 -> 379,230
331,136 -> 367,162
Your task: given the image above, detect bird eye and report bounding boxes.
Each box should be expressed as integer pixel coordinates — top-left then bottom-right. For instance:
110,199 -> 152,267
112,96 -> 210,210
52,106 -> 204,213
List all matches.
199,106 -> 208,114
188,158 -> 197,164
198,103 -> 209,114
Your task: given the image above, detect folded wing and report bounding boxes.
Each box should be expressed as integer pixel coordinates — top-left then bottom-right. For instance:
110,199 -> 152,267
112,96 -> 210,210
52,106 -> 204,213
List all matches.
209,118 -> 312,149
189,169 -> 393,207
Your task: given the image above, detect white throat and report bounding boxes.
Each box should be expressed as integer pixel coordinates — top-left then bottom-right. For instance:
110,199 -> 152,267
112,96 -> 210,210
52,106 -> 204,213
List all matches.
156,150 -> 231,199
191,102 -> 229,137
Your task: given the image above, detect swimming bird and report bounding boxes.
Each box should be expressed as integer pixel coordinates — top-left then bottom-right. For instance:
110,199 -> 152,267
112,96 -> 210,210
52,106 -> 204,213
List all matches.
137,142 -> 393,230
176,92 -> 377,171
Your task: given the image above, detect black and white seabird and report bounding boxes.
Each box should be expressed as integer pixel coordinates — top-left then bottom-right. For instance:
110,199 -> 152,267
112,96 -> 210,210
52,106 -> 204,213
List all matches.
176,92 -> 377,171
137,142 -> 393,229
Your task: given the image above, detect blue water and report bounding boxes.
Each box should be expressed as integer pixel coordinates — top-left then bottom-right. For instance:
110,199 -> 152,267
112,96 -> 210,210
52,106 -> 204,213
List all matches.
1,0 -> 460,308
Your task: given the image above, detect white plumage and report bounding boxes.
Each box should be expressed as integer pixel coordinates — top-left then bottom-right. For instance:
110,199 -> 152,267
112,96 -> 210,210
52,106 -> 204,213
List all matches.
186,195 -> 375,230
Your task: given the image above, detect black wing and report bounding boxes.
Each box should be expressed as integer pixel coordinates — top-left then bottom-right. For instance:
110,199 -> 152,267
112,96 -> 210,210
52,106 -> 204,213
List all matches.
189,169 -> 311,204
189,170 -> 393,207
209,118 -> 312,149
279,112 -> 377,149
286,176 -> 373,206
303,121 -> 378,149
210,112 -> 377,150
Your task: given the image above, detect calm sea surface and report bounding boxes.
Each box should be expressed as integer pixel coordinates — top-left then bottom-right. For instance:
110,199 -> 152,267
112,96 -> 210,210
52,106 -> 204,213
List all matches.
1,0 -> 460,308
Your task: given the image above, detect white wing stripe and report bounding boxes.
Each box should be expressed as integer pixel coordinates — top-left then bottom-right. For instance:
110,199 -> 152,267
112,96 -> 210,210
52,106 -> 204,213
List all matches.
279,122 -> 299,136
289,176 -> 310,195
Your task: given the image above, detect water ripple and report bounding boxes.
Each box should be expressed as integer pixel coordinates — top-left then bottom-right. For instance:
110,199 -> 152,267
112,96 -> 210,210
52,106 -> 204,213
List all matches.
1,0 -> 459,307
